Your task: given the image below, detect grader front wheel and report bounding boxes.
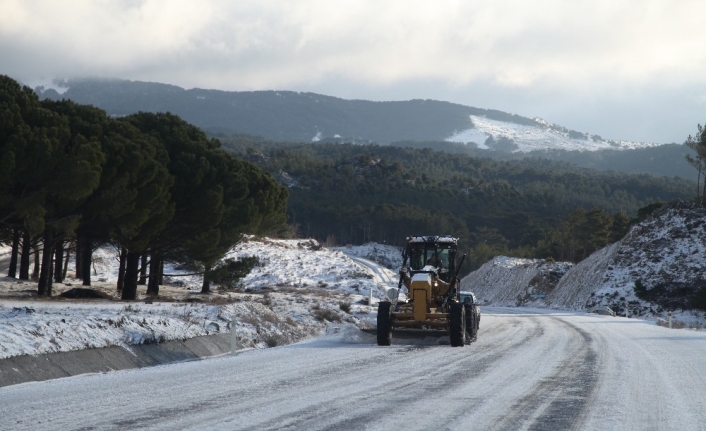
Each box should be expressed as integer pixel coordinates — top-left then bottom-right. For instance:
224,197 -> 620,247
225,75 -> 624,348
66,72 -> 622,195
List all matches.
377,301 -> 392,346
449,302 -> 466,347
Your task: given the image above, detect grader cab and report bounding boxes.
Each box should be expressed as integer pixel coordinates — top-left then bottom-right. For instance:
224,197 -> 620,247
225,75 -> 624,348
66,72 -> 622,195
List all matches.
377,236 -> 480,347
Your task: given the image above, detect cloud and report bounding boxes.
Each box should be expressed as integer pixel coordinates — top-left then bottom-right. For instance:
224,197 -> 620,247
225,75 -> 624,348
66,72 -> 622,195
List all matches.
1,0 -> 705,142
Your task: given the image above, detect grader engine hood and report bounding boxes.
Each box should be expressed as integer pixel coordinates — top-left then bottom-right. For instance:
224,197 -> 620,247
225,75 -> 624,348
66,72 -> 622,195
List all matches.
409,273 -> 433,321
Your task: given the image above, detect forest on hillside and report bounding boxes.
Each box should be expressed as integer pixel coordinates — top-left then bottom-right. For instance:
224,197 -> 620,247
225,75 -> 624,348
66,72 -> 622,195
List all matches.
388,140 -> 693,179
223,137 -> 695,271
37,78 -> 560,144
35,78 -> 693,180
23,77 -> 705,274
0,76 -> 288,298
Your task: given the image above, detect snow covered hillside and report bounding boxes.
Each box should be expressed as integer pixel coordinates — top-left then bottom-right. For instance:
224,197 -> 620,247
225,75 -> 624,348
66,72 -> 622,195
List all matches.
4,212 -> 705,363
0,238 -> 398,360
446,115 -> 665,152
332,242 -> 402,270
462,200 -> 706,327
460,257 -> 573,306
551,201 -> 706,323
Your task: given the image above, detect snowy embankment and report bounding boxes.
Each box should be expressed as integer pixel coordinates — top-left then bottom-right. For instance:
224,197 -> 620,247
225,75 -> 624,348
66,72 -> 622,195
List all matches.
548,243 -> 620,309
0,238 -> 399,360
460,256 -> 572,306
463,201 -> 706,328
333,242 -> 402,270
0,300 -> 320,360
558,201 -> 706,324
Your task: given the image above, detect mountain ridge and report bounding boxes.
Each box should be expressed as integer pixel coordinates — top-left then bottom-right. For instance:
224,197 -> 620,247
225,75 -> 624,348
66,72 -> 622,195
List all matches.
34,77 -> 694,179
36,77 -> 639,148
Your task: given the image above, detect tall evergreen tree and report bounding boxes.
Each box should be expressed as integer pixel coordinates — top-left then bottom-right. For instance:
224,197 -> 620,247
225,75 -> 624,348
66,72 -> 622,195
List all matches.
1,76 -> 104,295
42,101 -> 173,290
125,112 -> 288,295
684,124 -> 706,203
610,212 -> 630,242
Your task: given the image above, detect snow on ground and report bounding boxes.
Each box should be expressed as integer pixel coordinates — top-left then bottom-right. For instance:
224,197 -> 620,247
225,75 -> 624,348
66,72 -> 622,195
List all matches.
3,220 -> 705,362
4,306 -> 705,430
228,237 -> 383,295
0,299 -> 323,360
330,242 -> 402,270
446,115 -> 664,152
469,202 -> 706,329
548,243 -> 619,309
461,256 -> 573,307
554,201 -> 706,327
0,238 -> 394,360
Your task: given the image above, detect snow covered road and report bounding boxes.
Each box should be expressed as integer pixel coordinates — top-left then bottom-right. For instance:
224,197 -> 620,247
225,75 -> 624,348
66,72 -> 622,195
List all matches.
2,308 -> 705,431
343,253 -> 398,301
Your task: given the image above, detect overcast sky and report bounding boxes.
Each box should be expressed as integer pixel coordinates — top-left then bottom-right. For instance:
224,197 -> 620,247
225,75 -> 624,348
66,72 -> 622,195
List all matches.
2,0 -> 704,143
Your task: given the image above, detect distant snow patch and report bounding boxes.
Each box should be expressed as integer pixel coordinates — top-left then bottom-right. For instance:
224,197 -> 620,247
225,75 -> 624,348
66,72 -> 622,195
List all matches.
446,115 -> 663,152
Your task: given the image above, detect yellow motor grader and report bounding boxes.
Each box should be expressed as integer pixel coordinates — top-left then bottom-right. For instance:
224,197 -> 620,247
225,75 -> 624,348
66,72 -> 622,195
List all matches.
377,236 -> 480,347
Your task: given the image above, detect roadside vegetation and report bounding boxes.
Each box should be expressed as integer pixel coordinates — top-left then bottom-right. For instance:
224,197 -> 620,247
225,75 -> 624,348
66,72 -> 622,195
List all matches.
223,137 -> 696,272
0,75 -> 288,299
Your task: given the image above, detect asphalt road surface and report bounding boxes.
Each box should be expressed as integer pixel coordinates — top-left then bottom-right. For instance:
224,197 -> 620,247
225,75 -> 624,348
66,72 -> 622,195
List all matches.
2,308 -> 705,431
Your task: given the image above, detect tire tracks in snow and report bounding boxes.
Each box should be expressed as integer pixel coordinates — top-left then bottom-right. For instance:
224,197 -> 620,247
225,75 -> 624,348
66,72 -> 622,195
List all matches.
241,315 -> 546,430
488,316 -> 601,431
344,254 -> 396,295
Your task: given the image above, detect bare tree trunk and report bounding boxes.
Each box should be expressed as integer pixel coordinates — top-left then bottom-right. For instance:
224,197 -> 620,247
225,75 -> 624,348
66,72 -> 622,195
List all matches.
201,264 -> 211,294
697,166 -> 702,204
81,237 -> 92,286
75,239 -> 82,279
32,238 -> 40,280
121,251 -> 141,300
54,236 -> 64,283
117,246 -> 127,292
19,230 -> 31,280
8,228 -> 19,278
158,259 -> 164,285
62,245 -> 71,281
138,253 -> 147,285
146,252 -> 161,297
38,231 -> 54,296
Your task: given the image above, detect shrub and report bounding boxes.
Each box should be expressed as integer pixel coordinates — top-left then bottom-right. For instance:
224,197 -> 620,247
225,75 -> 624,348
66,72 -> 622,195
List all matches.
693,286 -> 706,311
634,279 -> 647,299
264,333 -> 286,347
339,301 -> 352,314
313,307 -> 341,322
211,256 -> 259,289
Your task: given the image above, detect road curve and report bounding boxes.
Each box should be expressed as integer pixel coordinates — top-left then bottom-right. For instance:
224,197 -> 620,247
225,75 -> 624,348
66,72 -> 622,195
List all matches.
343,253 -> 398,295
1,308 -> 705,431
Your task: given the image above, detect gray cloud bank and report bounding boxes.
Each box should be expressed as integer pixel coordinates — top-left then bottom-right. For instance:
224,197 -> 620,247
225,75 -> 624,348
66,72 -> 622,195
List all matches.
2,0 -> 704,143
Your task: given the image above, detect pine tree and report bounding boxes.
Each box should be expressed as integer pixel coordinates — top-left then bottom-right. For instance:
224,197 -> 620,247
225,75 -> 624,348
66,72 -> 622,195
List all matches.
685,124 -> 706,203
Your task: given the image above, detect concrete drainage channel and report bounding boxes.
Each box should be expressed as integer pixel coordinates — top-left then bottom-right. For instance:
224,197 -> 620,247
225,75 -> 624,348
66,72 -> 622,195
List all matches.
0,333 -> 232,388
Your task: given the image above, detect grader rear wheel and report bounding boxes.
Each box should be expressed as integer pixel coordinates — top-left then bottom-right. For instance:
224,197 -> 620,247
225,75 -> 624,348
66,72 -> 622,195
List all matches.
465,305 -> 478,343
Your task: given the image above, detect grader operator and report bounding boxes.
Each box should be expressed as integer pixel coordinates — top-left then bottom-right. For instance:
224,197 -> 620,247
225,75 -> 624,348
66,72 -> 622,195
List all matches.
377,236 -> 480,347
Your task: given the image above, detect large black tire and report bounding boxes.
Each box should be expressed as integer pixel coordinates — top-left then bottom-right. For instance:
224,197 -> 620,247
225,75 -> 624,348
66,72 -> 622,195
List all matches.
464,305 -> 476,343
377,301 -> 392,346
463,304 -> 476,344
449,302 -> 466,347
